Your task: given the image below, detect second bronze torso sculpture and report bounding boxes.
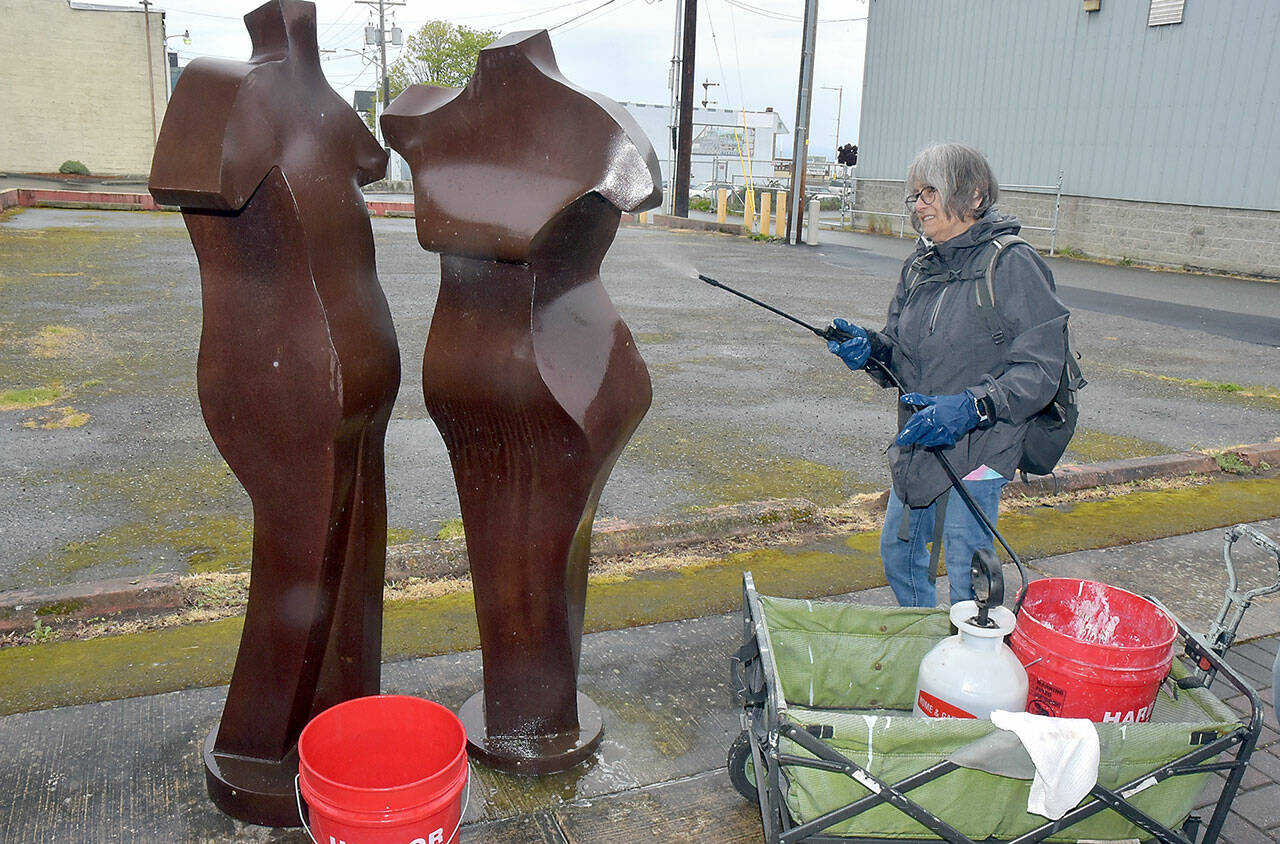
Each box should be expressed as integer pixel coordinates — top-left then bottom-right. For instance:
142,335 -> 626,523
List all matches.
383,29 -> 662,773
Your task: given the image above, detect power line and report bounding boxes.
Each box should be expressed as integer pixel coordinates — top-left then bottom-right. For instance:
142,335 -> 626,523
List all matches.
721,0 -> 865,24
548,0 -> 620,31
554,0 -> 643,35
436,0 -> 605,28
153,2 -> 382,27
318,2 -> 363,42
148,5 -> 245,21
723,0 -> 748,114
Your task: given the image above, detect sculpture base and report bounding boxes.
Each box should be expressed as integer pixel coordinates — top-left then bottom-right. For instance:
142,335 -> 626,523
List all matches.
459,690 -> 603,775
203,730 -> 302,828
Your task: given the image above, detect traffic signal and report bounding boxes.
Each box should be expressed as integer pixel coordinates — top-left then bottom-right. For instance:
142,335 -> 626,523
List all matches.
837,143 -> 858,166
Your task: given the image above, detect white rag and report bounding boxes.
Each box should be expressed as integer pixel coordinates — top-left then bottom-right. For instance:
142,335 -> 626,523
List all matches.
990,709 -> 1101,820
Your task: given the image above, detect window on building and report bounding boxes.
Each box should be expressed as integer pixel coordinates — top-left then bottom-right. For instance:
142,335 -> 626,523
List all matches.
692,125 -> 754,158
1148,0 -> 1185,26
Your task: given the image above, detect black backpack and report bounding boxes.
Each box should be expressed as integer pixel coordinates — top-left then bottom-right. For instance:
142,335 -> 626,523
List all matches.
975,235 -> 1086,477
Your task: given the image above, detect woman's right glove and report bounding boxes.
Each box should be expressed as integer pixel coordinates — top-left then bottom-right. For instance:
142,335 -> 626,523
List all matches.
827,318 -> 870,370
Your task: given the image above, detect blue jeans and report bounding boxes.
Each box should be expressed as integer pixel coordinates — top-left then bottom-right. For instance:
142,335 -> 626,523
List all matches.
880,477 -> 1007,607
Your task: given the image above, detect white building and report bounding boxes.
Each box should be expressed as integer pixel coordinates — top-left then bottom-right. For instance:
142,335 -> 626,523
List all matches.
1,0 -> 170,177
619,102 -> 788,193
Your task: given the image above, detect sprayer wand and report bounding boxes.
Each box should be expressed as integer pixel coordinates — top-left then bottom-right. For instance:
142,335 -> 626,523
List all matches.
697,270 -> 1030,613
697,274 -> 855,343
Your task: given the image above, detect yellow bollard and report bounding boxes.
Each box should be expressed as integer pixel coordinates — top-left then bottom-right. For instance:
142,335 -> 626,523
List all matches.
638,211 -> 647,225
717,189 -> 727,224
759,191 -> 772,237
744,187 -> 755,234
775,191 -> 787,238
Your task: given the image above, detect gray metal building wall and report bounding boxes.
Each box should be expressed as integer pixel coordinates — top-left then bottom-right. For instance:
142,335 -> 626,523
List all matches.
853,0 -> 1280,276
859,0 -> 1278,210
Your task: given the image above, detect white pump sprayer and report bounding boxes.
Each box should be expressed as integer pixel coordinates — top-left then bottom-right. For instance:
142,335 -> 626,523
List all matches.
914,600 -> 1028,719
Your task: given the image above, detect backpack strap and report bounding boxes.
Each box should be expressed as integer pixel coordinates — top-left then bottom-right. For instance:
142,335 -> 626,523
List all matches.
974,234 -> 1029,347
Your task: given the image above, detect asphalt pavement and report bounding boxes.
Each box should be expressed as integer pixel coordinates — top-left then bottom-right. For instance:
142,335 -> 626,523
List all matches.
1,191 -> 1279,842
1,204 -> 1278,592
805,226 -> 1280,345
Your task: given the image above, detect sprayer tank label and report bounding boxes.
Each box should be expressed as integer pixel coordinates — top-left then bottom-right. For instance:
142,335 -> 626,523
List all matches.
916,690 -> 976,719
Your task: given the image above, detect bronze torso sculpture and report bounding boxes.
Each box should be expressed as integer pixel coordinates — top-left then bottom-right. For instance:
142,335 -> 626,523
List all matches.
383,30 -> 661,774
149,0 -> 400,825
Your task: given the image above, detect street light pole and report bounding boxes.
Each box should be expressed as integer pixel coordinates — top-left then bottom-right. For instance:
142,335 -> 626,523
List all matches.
164,29 -> 191,98
821,85 -> 843,156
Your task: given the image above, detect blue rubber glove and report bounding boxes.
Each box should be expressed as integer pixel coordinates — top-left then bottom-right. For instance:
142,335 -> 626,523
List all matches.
895,391 -> 981,448
826,318 -> 870,371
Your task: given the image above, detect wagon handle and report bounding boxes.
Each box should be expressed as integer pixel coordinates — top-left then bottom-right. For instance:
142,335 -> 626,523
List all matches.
1203,524 -> 1280,663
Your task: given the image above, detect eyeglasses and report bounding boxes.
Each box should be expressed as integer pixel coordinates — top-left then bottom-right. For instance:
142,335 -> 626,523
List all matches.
904,185 -> 939,209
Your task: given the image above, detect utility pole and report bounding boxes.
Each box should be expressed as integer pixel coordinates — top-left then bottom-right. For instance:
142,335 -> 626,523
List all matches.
139,0 -> 158,143
356,0 -> 405,143
787,0 -> 819,244
673,0 -> 697,217
666,2 -> 682,214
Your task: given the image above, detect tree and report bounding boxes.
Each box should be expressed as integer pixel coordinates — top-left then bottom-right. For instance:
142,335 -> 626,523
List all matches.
391,20 -> 498,95
364,20 -> 498,132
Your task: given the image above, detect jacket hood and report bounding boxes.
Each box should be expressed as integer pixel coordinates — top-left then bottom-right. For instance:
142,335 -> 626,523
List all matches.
914,210 -> 1022,266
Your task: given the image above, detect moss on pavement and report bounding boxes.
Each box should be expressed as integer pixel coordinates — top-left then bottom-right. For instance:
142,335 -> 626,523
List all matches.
3,474 -> 1279,716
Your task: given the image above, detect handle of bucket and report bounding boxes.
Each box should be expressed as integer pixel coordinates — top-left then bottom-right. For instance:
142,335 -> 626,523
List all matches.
294,775 -> 316,844
450,770 -> 471,844
296,771 -> 471,844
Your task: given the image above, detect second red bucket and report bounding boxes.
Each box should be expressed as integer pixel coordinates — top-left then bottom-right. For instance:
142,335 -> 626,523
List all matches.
1010,578 -> 1176,722
298,694 -> 468,844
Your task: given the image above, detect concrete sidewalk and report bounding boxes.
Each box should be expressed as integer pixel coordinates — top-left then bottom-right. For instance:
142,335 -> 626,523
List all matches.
0,520 -> 1276,843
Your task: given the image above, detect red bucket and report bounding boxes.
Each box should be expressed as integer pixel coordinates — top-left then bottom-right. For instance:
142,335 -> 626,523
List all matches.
298,695 -> 468,844
1010,578 -> 1176,723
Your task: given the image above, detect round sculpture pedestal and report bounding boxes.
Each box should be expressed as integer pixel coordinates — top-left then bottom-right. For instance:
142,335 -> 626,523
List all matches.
203,730 -> 302,828
459,691 -> 603,775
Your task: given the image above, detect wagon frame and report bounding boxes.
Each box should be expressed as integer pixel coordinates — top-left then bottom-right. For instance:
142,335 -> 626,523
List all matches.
730,571 -> 1263,844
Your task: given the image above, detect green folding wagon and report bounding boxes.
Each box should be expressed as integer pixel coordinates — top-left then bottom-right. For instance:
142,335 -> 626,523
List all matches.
729,571 -> 1264,844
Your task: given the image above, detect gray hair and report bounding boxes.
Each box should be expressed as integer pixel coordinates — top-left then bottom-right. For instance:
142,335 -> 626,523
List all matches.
906,143 -> 999,233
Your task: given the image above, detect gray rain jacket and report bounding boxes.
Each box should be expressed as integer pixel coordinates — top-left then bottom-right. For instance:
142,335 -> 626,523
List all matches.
867,211 -> 1069,508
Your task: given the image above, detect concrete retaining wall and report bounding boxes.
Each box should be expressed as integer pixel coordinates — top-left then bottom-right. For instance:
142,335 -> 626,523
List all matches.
854,179 -> 1280,278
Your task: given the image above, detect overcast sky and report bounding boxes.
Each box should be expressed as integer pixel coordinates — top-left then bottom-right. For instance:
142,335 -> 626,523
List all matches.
158,0 -> 868,161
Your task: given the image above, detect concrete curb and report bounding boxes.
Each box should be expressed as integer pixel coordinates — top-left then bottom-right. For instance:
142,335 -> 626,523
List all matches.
2,442 -> 1276,637
0,187 -> 170,213
0,185 -> 416,218
646,213 -> 745,236
383,497 -> 823,583
0,574 -> 183,635
365,199 -> 414,217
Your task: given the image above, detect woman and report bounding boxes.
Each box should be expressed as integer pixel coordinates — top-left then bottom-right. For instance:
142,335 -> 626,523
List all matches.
829,143 -> 1069,607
